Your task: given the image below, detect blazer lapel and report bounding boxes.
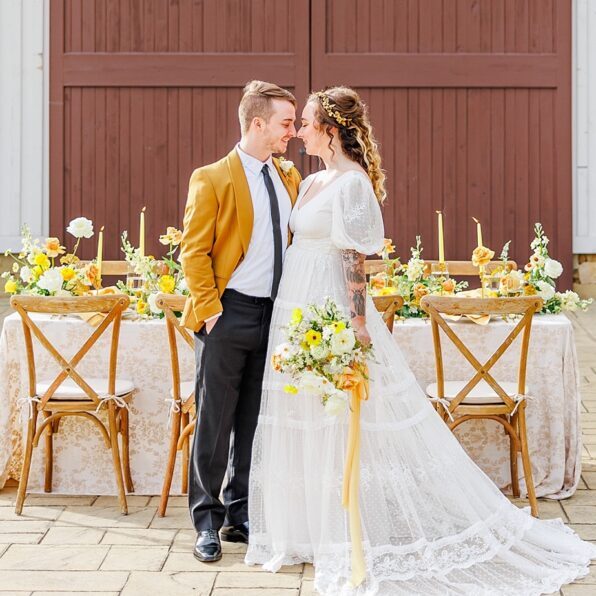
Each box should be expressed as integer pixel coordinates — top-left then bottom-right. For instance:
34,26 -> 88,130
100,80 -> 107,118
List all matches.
227,148 -> 253,255
273,158 -> 299,206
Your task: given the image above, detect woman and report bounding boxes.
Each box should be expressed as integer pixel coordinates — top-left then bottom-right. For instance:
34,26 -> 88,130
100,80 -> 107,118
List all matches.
245,86 -> 596,595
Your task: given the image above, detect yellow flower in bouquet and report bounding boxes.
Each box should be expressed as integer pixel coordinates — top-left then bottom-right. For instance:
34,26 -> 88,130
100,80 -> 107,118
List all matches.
83,263 -> 101,289
369,272 -> 387,290
33,252 -> 50,270
44,237 -> 65,258
524,284 -> 537,296
472,246 -> 494,267
332,321 -> 346,333
304,329 -> 322,346
32,265 -> 43,279
376,238 -> 395,259
284,384 -> 299,395
60,267 -> 76,281
158,274 -> 176,294
4,280 -> 17,294
136,299 -> 148,314
60,253 -> 80,266
291,307 -> 303,324
499,270 -> 524,294
375,286 -> 398,296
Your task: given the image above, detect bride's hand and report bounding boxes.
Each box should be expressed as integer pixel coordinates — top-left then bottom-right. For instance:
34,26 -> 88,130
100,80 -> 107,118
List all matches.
352,317 -> 371,347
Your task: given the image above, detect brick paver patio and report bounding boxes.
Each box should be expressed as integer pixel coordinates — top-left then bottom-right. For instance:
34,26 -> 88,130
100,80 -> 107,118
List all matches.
0,302 -> 594,595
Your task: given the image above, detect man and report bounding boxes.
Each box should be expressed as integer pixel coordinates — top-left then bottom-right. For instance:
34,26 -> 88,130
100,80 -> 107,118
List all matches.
180,81 -> 301,562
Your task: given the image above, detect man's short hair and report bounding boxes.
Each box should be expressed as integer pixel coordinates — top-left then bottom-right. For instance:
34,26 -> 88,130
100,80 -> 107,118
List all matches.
238,81 -> 296,134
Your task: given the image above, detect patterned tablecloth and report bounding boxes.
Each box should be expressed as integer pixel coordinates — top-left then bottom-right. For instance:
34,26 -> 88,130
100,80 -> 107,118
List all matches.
393,314 -> 582,499
0,312 -> 582,498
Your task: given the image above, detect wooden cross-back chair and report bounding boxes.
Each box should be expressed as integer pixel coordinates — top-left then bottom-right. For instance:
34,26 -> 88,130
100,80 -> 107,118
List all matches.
420,295 -> 543,517
155,293 -> 196,517
372,294 -> 404,332
10,294 -> 135,515
364,259 -> 518,278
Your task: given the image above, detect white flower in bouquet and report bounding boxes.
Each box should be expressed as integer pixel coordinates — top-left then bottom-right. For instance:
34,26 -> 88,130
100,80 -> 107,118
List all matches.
274,342 -> 295,361
557,290 -> 580,312
279,158 -> 294,174
536,280 -> 555,301
310,344 -> 330,360
299,370 -> 328,395
19,266 -> 33,284
543,258 -> 563,279
524,252 -> 545,272
330,328 -> 356,355
406,259 -> 425,282
67,217 -> 94,239
37,268 -> 63,294
177,276 -> 188,293
324,389 -> 349,416
148,293 -> 162,315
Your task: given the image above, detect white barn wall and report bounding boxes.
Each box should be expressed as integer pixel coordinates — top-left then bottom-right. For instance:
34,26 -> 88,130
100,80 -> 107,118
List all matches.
0,0 -> 48,253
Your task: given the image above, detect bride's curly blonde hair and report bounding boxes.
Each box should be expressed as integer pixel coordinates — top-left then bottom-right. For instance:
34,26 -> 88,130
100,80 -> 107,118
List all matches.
309,86 -> 386,204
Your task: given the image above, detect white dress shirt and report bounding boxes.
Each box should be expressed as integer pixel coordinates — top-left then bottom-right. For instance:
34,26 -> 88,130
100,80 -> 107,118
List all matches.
226,144 -> 292,297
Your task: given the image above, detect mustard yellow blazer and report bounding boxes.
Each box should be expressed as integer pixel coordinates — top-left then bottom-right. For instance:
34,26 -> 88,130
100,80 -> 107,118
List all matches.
179,148 -> 302,332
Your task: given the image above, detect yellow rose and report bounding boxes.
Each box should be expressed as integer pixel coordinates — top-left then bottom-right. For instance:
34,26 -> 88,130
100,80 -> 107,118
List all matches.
136,300 -> 148,314
4,279 -> 18,294
32,265 -> 43,279
61,267 -> 75,281
499,273 -> 522,294
158,274 -> 176,294
44,237 -> 65,258
34,252 -> 50,270
471,246 -> 495,267
283,384 -> 298,395
291,308 -> 303,324
304,329 -> 322,346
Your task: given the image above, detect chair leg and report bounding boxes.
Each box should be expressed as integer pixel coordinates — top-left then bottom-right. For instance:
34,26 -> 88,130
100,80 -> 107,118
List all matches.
43,411 -> 53,493
15,409 -> 38,515
158,410 -> 181,517
181,413 -> 190,495
518,406 -> 539,518
509,414 -> 520,498
107,404 -> 128,515
120,407 -> 134,493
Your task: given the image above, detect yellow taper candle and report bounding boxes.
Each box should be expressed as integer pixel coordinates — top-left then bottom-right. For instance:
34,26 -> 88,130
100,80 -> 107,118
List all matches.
436,210 -> 445,262
472,217 -> 483,247
97,226 -> 104,280
140,206 -> 146,257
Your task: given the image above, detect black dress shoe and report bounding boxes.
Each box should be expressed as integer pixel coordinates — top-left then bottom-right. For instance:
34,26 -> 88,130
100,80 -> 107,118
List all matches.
193,529 -> 222,562
220,521 -> 249,544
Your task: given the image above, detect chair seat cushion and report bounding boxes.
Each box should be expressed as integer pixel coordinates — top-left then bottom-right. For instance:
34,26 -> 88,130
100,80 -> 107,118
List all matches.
37,377 -> 135,401
425,380 -> 526,405
169,381 -> 195,400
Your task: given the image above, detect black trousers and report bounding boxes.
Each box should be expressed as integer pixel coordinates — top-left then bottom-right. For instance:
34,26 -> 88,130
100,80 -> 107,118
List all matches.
189,289 -> 273,532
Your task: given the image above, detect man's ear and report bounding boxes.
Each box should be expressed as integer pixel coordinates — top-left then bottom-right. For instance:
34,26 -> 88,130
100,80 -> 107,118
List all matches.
252,116 -> 264,132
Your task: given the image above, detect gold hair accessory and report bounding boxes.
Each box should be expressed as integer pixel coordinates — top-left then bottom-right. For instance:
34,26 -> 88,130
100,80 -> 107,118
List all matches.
315,92 -> 352,127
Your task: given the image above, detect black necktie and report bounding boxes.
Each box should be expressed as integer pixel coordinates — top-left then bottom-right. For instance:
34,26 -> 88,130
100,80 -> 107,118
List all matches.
261,164 -> 283,300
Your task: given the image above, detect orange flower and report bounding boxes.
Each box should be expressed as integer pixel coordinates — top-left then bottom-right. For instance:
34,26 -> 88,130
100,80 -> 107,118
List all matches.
334,366 -> 363,391
84,263 -> 101,289
370,273 -> 387,290
376,238 -> 395,258
472,246 -> 494,267
44,237 -> 65,258
442,279 -> 455,293
523,284 -> 537,296
413,283 -> 429,300
271,353 -> 283,372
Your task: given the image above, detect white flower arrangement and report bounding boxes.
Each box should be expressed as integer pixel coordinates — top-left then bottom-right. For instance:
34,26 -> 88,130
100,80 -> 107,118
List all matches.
278,157 -> 295,175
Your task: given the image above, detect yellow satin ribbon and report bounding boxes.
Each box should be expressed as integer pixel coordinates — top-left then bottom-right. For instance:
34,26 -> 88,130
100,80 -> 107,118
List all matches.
340,365 -> 369,587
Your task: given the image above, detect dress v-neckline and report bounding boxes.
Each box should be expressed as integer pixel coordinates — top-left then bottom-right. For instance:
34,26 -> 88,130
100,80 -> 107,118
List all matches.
296,170 -> 361,212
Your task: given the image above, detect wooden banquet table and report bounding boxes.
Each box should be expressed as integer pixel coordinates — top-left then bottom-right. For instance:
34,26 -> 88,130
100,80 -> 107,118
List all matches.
0,311 -> 582,499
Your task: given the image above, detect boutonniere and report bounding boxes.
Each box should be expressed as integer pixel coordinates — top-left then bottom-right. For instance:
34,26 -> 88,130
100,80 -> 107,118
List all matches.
278,157 -> 295,177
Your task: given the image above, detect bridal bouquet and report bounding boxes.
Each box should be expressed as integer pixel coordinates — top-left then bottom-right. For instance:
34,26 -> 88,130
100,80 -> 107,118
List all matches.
116,227 -> 188,318
519,223 -> 591,314
272,297 -> 372,415
2,218 -> 101,296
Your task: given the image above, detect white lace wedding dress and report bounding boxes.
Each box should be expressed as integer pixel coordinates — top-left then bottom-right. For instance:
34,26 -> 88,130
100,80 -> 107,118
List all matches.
245,170 -> 596,595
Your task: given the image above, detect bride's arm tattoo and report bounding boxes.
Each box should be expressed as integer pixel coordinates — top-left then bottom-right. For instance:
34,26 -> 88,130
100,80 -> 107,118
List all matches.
341,249 -> 366,319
